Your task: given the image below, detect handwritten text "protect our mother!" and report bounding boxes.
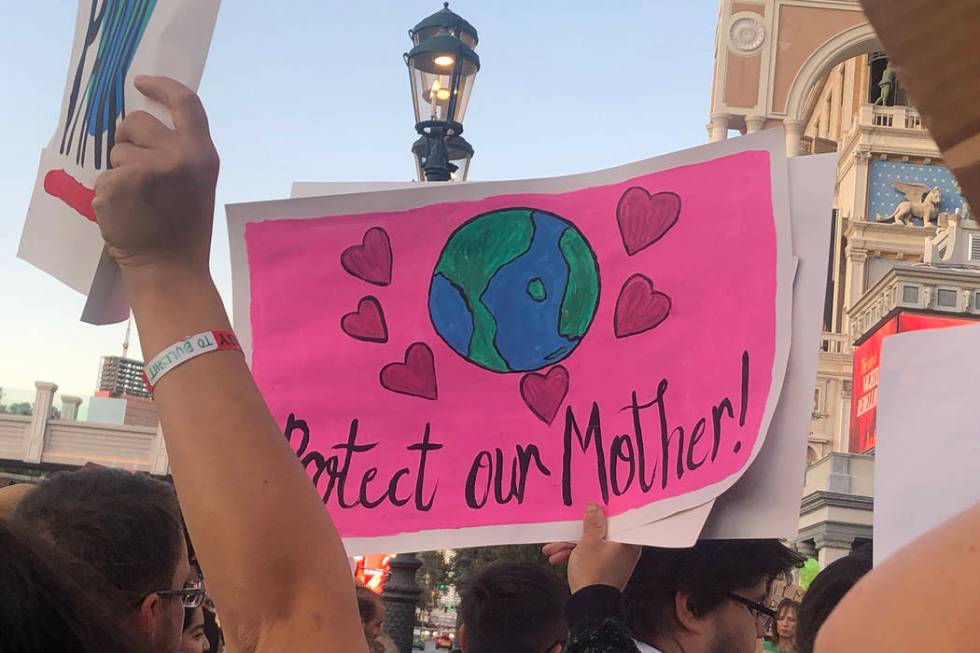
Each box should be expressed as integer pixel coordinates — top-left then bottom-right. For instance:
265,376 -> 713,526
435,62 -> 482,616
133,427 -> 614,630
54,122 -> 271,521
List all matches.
283,351 -> 751,514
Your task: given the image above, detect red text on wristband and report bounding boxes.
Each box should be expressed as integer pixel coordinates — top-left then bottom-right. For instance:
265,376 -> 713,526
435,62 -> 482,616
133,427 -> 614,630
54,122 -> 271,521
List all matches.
143,330 -> 242,392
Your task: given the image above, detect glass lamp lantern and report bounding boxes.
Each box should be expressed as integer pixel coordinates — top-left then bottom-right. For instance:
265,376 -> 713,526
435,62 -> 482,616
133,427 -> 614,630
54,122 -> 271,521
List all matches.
405,33 -> 479,126
405,3 -> 479,182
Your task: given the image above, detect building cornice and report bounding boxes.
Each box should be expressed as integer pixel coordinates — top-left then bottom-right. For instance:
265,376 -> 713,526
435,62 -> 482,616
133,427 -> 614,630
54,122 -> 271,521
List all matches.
800,490 -> 874,516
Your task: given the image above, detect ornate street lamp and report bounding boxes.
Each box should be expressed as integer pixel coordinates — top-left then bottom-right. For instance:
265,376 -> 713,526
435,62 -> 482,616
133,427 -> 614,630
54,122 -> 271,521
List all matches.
383,8 -> 480,652
406,3 -> 480,181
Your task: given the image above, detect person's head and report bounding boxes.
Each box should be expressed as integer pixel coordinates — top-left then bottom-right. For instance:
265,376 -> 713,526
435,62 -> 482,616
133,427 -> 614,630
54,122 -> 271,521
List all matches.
0,482 -> 34,517
623,540 -> 804,653
356,585 -> 385,640
14,467 -> 191,653
795,550 -> 872,653
457,562 -> 570,653
772,599 -> 800,649
180,606 -> 211,653
0,517 -> 148,652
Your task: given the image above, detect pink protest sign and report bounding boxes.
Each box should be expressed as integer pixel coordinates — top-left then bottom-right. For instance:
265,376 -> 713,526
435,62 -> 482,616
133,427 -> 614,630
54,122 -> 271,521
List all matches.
229,136 -> 792,553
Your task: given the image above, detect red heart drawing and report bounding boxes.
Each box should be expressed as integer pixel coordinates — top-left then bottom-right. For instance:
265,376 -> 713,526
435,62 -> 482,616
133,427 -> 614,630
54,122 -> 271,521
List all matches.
44,169 -> 96,222
614,273 -> 672,338
341,227 -> 392,286
380,342 -> 438,400
341,296 -> 388,343
520,366 -> 569,425
616,187 -> 681,255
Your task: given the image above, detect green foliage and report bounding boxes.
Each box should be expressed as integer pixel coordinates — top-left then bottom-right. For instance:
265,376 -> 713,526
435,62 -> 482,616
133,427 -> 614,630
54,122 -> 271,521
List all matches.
7,402 -> 33,416
0,389 -> 60,418
462,544 -> 555,573
414,544 -> 567,618
416,550 -> 452,616
799,558 -> 821,590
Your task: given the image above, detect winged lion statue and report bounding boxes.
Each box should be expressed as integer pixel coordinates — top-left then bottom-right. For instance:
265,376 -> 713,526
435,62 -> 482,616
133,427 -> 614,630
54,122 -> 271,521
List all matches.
877,181 -> 942,226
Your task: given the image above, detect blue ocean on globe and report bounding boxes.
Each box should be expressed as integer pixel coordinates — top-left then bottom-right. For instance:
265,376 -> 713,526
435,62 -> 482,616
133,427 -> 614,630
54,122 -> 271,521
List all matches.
428,208 -> 600,373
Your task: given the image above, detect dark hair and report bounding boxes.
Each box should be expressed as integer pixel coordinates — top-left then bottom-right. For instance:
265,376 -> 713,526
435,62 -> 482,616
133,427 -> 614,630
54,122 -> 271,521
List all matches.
356,585 -> 382,623
795,551 -> 871,653
772,598 -> 800,647
183,605 -> 200,632
624,540 -> 804,641
202,606 -> 224,653
0,517 -> 148,652
458,562 -> 569,653
13,467 -> 184,603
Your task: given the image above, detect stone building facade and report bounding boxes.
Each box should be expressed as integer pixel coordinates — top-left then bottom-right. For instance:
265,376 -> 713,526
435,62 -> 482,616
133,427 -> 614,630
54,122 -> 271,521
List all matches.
709,0 -> 980,565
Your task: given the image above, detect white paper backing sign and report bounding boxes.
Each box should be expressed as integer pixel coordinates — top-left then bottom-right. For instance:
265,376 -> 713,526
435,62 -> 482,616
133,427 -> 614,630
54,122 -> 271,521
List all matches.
875,323 -> 980,564
18,0 -> 221,325
226,130 -> 798,554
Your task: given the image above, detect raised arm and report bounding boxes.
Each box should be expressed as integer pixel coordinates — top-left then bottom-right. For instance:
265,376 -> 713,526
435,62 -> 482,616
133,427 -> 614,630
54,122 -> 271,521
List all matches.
816,501 -> 980,651
543,505 -> 641,653
93,75 -> 367,653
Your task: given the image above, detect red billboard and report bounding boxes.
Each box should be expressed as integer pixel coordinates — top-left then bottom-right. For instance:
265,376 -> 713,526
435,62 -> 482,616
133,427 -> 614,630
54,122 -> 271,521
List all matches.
849,312 -> 978,452
354,554 -> 391,593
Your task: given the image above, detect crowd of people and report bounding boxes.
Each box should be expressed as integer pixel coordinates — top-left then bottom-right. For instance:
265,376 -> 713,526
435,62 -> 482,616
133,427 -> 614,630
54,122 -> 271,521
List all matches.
1,75 -> 978,653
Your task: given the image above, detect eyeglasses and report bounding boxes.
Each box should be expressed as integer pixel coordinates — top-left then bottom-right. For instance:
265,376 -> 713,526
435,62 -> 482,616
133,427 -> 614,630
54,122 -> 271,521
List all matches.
726,592 -> 776,637
150,579 -> 207,609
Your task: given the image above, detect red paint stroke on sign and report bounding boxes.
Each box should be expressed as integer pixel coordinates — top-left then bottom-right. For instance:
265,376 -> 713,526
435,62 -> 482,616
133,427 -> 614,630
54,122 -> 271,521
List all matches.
44,169 -> 96,222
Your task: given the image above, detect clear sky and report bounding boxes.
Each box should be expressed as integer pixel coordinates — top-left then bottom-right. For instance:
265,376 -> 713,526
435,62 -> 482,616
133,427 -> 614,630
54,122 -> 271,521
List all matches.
0,1 -> 718,398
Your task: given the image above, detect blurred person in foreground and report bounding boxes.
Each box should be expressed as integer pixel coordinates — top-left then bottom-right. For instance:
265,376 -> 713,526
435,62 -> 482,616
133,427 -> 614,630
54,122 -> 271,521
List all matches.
15,467 -> 196,653
0,517 -> 147,652
794,550 -> 870,653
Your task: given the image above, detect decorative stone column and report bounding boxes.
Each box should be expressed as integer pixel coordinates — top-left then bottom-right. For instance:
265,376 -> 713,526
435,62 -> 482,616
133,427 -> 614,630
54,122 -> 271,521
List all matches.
23,381 -> 57,463
843,248 -> 868,328
709,112 -> 730,142
745,115 -> 766,133
852,150 -> 872,220
837,381 -> 852,452
815,535 -> 853,568
61,395 -> 82,421
383,552 -> 423,653
149,424 -> 171,475
784,119 -> 803,157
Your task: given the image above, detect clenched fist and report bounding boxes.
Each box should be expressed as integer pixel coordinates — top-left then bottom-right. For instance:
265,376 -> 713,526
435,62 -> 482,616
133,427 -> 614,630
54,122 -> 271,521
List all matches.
93,76 -> 219,277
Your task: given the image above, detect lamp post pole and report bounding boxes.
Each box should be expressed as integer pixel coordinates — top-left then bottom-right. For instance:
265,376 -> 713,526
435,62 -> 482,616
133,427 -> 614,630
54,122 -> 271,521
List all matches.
416,119 -> 462,182
382,6 -> 481,651
383,553 -> 424,653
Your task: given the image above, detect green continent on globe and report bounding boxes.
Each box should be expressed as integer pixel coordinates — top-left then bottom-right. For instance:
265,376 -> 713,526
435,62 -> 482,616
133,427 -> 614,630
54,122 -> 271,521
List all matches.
558,227 -> 599,339
527,277 -> 547,301
434,209 -> 534,370
430,207 -> 600,372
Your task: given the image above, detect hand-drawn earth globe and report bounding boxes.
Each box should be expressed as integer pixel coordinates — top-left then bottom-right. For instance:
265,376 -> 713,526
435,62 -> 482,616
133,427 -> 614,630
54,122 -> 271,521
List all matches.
428,208 -> 600,372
